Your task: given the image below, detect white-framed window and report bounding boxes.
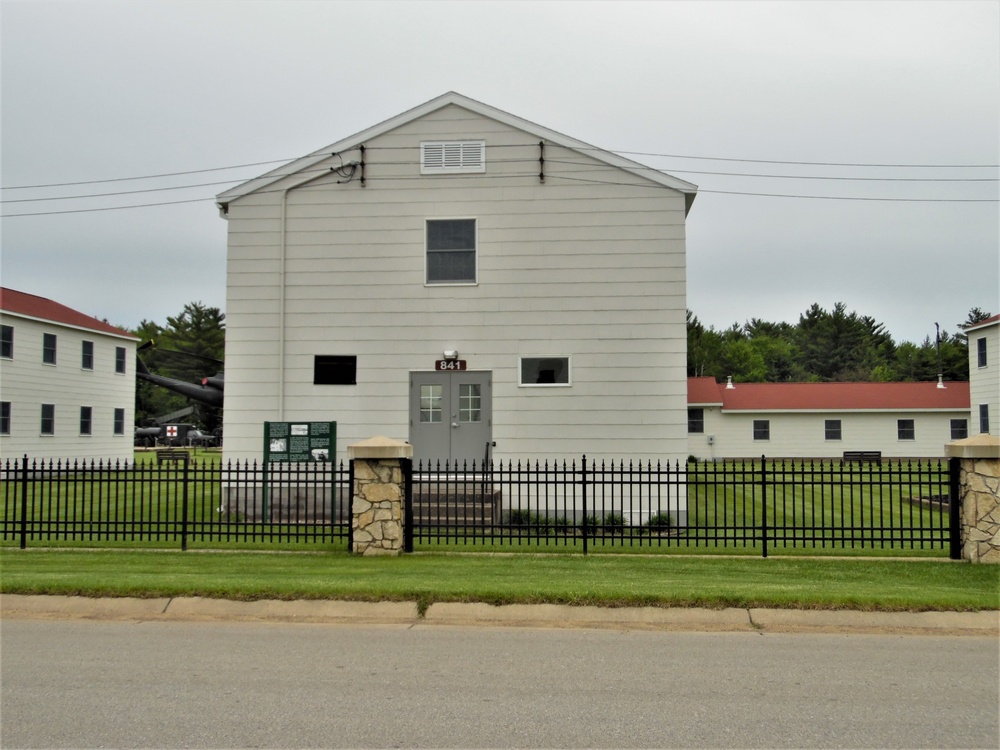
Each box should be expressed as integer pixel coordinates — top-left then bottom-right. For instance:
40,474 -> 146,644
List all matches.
980,404 -> 990,434
825,419 -> 842,441
1,325 -> 12,359
80,406 -> 92,436
977,337 -> 987,368
753,420 -> 770,441
426,218 -> 477,284
82,341 -> 94,370
115,346 -> 127,374
1,401 -> 10,435
519,356 -> 571,387
114,408 -> 126,436
42,333 -> 57,365
420,140 -> 485,174
897,419 -> 915,440
688,408 -> 705,434
40,404 -> 55,435
951,419 -> 968,440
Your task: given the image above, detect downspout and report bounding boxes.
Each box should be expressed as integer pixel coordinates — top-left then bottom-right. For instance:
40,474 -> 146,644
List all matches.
277,166 -> 348,419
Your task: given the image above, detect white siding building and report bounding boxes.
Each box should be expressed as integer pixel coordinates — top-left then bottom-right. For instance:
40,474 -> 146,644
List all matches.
217,92 -> 697,464
0,288 -> 138,462
964,314 -> 999,436
688,377 -> 971,460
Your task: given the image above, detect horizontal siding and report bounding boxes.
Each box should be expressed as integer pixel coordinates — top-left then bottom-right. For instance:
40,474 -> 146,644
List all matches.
0,315 -> 136,461
223,106 -> 688,463
690,409 -> 969,459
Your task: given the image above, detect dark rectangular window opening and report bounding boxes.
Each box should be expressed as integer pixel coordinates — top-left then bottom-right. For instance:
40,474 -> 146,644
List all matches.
897,419 -> 915,441
1,325 -> 12,359
977,337 -> 987,368
41,404 -> 55,435
0,402 -> 10,435
43,333 -> 57,365
688,408 -> 705,434
314,355 -> 357,385
80,406 -> 93,436
115,346 -> 127,374
82,341 -> 94,370
825,419 -> 842,441
114,408 -> 126,436
753,419 -> 770,441
951,419 -> 968,440
980,404 -> 990,434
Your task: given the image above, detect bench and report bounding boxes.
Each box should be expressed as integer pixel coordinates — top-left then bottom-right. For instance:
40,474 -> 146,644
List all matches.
842,450 -> 881,464
156,449 -> 191,465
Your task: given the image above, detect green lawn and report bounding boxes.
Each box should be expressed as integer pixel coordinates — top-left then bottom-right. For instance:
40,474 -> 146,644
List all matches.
1,549 -> 996,612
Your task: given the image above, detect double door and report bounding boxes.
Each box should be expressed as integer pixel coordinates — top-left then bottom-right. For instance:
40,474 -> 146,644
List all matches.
409,371 -> 492,465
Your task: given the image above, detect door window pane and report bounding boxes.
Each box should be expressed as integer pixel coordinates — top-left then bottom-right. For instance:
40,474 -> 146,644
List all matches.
459,384 -> 481,423
420,384 -> 443,423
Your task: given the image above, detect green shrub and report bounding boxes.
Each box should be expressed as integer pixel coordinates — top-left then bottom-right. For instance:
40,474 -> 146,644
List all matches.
644,512 -> 673,530
602,512 -> 626,529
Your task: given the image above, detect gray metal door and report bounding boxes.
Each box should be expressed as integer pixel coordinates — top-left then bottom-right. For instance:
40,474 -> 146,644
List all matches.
409,371 -> 492,465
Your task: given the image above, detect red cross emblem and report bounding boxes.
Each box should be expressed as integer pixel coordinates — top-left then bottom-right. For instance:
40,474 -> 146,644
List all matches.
166,426 -> 178,437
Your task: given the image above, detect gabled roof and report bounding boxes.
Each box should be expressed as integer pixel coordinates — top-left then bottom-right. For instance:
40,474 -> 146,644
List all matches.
963,313 -> 1000,333
216,91 -> 698,212
688,377 -> 970,412
0,288 -> 136,339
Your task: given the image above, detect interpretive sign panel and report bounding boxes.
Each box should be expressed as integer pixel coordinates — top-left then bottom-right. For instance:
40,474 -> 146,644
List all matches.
264,421 -> 336,462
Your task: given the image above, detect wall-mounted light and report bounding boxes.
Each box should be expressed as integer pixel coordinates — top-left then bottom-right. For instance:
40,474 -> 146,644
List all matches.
443,350 -> 458,360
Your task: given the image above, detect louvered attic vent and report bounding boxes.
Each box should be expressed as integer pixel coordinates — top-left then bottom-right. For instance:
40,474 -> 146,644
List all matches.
421,140 -> 486,174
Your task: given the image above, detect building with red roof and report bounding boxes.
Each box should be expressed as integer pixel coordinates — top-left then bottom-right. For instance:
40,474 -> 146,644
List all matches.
688,376 -> 971,459
1,288 -> 138,461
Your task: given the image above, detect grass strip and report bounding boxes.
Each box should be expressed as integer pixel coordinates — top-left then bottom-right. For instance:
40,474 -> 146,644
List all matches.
1,549 -> 997,612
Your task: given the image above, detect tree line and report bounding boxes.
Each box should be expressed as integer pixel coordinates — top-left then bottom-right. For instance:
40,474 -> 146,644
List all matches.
688,303 -> 991,383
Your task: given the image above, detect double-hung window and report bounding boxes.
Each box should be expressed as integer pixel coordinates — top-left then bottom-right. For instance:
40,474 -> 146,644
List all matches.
80,406 -> 93,436
115,346 -> 127,374
1,402 -> 10,435
114,408 -> 126,436
897,419 -> 915,440
1,325 -> 12,359
426,219 -> 476,284
951,419 -> 968,440
753,420 -> 770,441
82,341 -> 94,370
980,404 -> 991,434
977,337 -> 987,368
688,408 -> 705,434
41,404 -> 55,435
825,419 -> 842,441
42,333 -> 57,365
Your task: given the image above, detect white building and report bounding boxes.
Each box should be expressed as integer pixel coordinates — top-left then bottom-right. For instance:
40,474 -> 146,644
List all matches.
687,377 -> 971,460
964,314 -> 999,436
0,288 -> 138,462
217,92 -> 697,464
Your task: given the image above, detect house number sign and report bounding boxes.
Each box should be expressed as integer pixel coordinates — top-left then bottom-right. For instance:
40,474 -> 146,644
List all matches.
435,359 -> 467,371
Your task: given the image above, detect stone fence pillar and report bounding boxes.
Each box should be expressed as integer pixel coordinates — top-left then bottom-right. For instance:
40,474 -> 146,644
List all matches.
945,435 -> 1000,564
347,436 -> 412,556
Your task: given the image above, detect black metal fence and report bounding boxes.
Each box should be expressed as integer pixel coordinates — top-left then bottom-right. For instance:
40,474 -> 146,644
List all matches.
1,454 -> 960,557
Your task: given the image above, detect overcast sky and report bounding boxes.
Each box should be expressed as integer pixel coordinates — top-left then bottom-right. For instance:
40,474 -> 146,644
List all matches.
2,0 -> 997,346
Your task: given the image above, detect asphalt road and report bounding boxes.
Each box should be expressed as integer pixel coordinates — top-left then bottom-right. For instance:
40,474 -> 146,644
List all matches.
2,619 -> 997,749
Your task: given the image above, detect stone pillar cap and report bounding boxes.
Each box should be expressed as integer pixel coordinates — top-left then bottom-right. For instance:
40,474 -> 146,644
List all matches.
944,434 -> 1000,459
348,435 -> 413,459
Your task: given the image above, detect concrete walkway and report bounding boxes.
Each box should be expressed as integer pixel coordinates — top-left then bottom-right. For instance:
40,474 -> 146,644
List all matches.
2,594 -> 997,635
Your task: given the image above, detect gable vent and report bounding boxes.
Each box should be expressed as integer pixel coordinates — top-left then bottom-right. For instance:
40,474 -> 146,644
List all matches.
421,140 -> 486,174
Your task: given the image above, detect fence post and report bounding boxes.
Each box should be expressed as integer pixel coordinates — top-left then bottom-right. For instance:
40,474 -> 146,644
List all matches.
948,457 -> 962,560
19,455 -> 29,550
581,455 -> 588,556
760,455 -> 768,559
180,455 -> 190,551
347,436 -> 412,556
403,457 -> 414,553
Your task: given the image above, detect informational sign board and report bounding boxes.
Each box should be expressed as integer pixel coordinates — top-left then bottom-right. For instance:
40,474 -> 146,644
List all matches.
264,421 -> 336,462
